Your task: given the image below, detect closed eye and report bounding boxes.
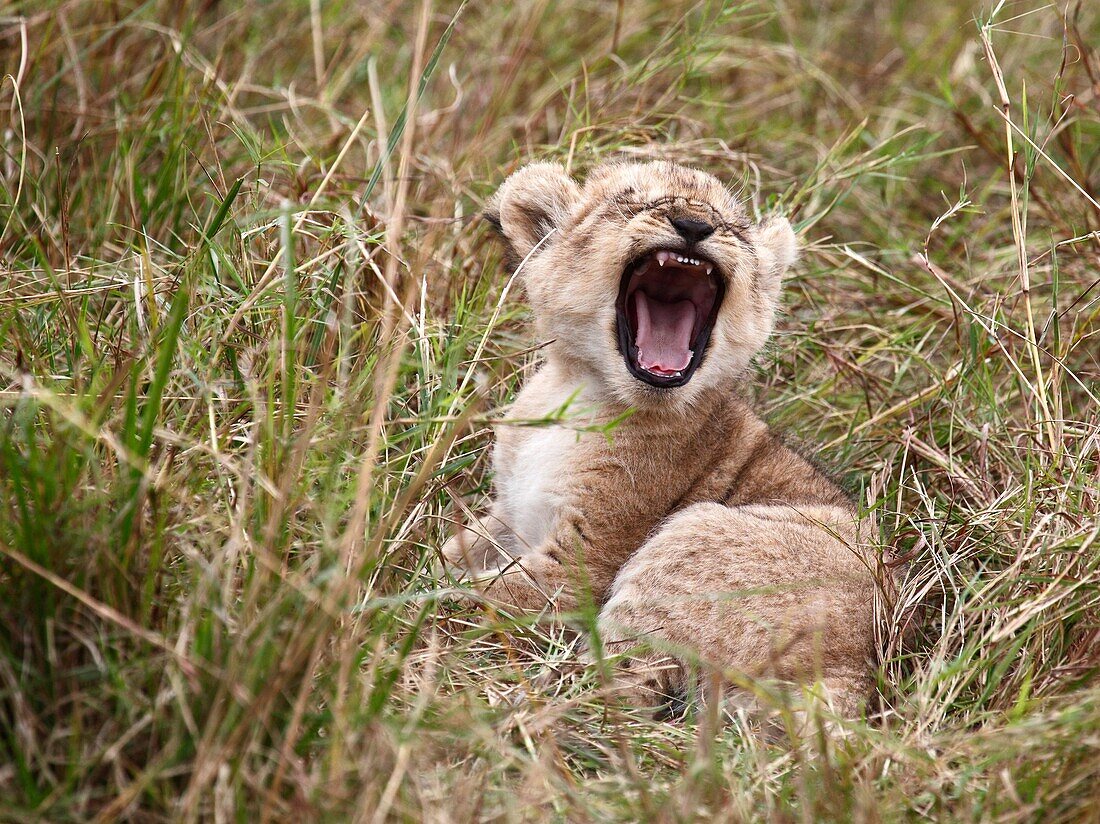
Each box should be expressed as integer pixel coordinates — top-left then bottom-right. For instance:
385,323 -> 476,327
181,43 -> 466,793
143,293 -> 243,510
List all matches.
609,198 -> 646,220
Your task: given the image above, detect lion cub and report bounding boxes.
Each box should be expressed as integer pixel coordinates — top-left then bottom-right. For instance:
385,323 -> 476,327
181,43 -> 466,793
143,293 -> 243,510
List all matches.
444,161 -> 878,717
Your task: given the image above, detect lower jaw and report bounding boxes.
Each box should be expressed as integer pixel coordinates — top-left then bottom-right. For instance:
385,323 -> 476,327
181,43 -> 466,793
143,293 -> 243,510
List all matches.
629,365 -> 693,388
617,345 -> 704,389
615,316 -> 711,389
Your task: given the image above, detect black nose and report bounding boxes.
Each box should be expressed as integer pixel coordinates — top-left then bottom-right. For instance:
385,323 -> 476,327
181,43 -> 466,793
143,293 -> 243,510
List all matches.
669,216 -> 715,244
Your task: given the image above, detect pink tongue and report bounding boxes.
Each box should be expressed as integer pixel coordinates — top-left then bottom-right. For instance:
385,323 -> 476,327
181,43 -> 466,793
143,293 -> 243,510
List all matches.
632,291 -> 695,374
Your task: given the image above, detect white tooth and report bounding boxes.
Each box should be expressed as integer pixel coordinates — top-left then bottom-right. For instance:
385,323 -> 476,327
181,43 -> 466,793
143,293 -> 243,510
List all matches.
705,263 -> 713,274
656,250 -> 670,266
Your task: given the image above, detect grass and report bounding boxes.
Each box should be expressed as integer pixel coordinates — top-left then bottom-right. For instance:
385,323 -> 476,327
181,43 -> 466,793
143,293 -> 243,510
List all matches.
1,0 -> 1098,819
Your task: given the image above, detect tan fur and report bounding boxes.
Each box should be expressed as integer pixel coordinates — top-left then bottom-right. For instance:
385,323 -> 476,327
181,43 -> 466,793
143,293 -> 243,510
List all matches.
444,160 -> 878,718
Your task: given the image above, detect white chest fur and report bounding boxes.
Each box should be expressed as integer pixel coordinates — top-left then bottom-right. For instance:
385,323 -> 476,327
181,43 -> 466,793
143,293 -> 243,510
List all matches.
496,425 -> 576,551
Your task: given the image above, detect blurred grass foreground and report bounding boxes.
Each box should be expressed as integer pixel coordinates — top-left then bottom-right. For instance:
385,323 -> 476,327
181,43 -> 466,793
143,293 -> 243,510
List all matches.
1,0 -> 1099,820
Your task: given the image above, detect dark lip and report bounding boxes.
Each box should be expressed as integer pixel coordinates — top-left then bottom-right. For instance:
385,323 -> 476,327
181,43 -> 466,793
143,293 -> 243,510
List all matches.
614,247 -> 726,389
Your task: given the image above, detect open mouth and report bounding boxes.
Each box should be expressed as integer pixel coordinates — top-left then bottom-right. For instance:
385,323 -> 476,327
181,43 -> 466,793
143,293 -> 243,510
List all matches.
615,249 -> 724,388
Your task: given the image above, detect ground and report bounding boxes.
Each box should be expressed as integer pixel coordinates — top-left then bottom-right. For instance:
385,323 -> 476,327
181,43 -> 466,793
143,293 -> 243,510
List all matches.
1,1 -> 1098,821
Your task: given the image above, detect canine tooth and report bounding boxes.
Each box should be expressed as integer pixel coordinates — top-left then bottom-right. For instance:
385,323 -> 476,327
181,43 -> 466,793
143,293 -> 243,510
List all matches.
656,250 -> 670,266
705,263 -> 713,274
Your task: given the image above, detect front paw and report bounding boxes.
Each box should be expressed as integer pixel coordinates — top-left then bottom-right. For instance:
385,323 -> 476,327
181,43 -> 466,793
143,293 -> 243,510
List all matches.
441,531 -> 475,575
437,566 -> 514,611
473,560 -> 569,613
441,520 -> 505,575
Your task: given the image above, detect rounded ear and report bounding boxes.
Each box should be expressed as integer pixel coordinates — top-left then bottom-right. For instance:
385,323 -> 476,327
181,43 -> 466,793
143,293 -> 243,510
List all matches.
754,216 -> 798,287
483,162 -> 580,261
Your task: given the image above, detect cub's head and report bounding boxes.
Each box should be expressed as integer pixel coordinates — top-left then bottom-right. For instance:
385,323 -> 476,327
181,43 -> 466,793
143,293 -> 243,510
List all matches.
485,160 -> 797,407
